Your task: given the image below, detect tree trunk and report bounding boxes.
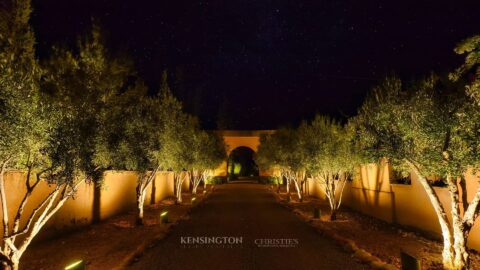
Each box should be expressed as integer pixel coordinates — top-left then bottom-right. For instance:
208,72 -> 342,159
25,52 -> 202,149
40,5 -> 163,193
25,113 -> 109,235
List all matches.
285,174 -> 290,194
407,161 -> 455,269
453,230 -> 469,270
330,210 -> 337,221
0,161 -> 10,237
10,258 -> 18,270
192,171 -> 200,195
136,183 -> 145,225
175,172 -> 185,204
293,177 -> 302,201
447,176 -> 469,270
176,184 -> 183,203
136,196 -> 144,225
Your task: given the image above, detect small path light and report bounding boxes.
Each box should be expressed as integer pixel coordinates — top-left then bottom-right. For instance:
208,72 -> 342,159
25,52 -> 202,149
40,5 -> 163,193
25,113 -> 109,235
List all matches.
191,197 -> 196,204
400,251 -> 421,270
65,260 -> 85,270
160,211 -> 169,224
313,208 -> 321,219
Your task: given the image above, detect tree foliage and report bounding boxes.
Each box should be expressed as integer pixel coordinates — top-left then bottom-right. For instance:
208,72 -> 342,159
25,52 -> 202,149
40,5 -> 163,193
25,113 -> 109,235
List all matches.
450,35 -> 480,105
42,23 -> 133,184
256,127 -> 306,200
301,115 -> 358,220
350,74 -> 480,269
189,131 -> 226,194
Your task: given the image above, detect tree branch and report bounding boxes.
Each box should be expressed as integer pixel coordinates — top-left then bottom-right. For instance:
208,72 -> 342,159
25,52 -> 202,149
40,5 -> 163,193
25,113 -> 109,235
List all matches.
337,177 -> 347,209
5,185 -> 61,240
0,158 -> 11,237
12,165 -> 38,236
463,182 -> 480,229
406,159 -> 452,240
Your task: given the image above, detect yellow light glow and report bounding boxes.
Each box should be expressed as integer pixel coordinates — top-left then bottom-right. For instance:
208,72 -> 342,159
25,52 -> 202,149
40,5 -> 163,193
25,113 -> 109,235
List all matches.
160,211 -> 168,217
65,260 -> 83,270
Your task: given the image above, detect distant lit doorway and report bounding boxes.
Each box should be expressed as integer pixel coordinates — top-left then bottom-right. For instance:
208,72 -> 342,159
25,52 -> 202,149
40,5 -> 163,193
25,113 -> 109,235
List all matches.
227,147 -> 259,180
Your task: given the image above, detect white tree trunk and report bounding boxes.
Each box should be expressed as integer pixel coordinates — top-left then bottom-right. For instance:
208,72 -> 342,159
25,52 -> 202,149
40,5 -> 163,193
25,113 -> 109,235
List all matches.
0,160 -> 10,239
408,161 -> 455,269
136,187 -> 145,225
191,170 -> 203,195
135,167 -> 159,225
313,172 -> 347,221
0,177 -> 80,270
292,175 -> 302,201
175,172 -> 188,204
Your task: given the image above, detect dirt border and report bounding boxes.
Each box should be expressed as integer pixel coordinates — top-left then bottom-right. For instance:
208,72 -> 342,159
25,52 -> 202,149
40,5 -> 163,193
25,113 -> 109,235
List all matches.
270,189 -> 398,270
118,188 -> 214,269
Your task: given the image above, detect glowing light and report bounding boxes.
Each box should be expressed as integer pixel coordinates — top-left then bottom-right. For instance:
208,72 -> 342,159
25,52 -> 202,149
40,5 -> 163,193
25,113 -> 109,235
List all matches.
234,163 -> 241,174
160,211 -> 169,223
65,260 -> 84,270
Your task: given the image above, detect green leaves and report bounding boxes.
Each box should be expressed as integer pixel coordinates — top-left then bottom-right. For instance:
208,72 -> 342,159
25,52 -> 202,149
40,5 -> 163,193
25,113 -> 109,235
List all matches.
42,23 -> 133,184
450,35 -> 480,105
256,127 -> 301,173
301,115 -> 358,178
352,74 -> 480,180
0,0 -> 46,170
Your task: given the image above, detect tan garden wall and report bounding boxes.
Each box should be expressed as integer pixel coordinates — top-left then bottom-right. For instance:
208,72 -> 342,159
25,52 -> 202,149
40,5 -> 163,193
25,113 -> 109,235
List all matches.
0,170 -> 187,239
307,164 -> 480,251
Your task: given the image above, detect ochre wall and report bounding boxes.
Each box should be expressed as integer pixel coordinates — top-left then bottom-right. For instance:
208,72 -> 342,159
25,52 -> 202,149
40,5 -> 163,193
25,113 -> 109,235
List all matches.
223,136 -> 261,154
308,164 -> 480,251
215,136 -> 262,176
214,130 -> 276,177
0,170 -> 178,239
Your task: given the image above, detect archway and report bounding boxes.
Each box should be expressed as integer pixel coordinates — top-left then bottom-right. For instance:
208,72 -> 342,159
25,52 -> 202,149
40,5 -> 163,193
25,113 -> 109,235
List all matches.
227,146 -> 259,180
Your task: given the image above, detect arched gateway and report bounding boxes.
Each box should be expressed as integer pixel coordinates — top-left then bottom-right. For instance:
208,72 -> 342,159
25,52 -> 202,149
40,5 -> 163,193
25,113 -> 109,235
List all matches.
213,130 -> 275,177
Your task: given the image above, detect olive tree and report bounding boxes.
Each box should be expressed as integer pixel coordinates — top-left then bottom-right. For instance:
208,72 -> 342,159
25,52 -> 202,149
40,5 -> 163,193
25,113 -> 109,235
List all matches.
156,73 -> 199,204
43,23 -> 132,185
190,131 -> 226,195
257,128 -> 305,201
0,3 -> 132,268
0,1 -> 57,269
351,74 -> 480,269
93,80 -> 164,225
301,115 -> 358,220
450,35 -> 480,105
256,134 -> 283,192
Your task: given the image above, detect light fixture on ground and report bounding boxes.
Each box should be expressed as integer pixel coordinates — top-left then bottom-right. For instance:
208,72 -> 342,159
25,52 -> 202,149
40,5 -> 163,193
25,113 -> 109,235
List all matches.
191,197 -> 196,204
400,251 -> 421,270
160,211 -> 169,223
65,260 -> 85,270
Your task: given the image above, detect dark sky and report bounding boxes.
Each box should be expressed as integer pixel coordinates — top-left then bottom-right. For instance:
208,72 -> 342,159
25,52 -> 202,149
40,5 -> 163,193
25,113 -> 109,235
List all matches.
31,0 -> 480,129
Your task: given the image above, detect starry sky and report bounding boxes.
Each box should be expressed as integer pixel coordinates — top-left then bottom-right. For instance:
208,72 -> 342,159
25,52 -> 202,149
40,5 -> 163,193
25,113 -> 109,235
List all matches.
31,0 -> 480,129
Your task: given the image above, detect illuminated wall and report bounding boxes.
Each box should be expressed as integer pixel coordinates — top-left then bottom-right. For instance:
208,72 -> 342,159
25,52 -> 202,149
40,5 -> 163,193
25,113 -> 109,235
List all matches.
0,170 -> 184,240
308,163 -> 480,251
214,130 -> 275,176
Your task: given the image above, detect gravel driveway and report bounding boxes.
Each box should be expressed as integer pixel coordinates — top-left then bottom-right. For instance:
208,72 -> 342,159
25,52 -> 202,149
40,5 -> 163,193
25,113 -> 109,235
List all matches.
129,181 -> 369,270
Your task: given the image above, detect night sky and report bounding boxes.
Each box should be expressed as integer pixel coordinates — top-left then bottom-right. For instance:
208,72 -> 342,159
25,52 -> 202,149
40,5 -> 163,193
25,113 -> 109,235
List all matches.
31,0 -> 480,129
